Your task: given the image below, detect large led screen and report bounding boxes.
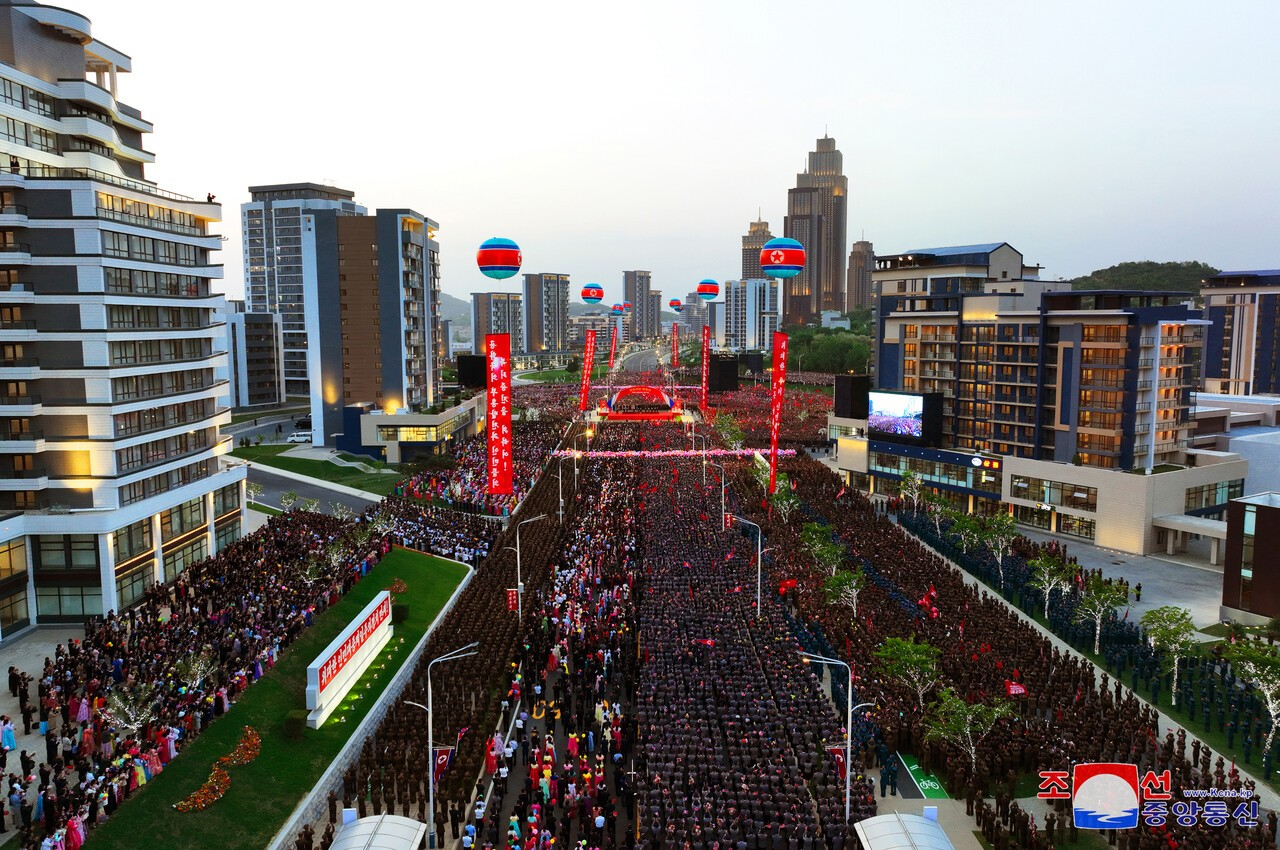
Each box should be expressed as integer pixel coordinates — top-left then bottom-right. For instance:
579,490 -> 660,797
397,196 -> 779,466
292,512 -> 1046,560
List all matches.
868,391 -> 924,438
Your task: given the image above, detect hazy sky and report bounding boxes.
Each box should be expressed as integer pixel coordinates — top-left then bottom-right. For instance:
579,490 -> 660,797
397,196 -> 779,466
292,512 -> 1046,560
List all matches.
71,0 -> 1279,304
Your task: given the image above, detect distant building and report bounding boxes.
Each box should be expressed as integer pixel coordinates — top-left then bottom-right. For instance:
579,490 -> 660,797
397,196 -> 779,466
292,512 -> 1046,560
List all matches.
437,319 -> 452,366
242,183 -> 366,398
223,301 -> 285,408
624,271 -> 657,340
820,310 -> 850,330
784,136 -> 847,325
301,209 -> 439,444
1221,492 -> 1280,623
845,239 -> 875,312
682,294 -> 709,334
568,312 -> 611,348
717,280 -> 781,351
522,273 -> 570,353
472,292 -> 524,355
741,218 -> 772,281
1200,269 -> 1280,395
649,291 -> 663,336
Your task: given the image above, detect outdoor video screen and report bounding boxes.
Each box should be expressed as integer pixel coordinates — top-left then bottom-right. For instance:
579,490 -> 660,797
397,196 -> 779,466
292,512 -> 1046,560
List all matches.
868,391 -> 924,438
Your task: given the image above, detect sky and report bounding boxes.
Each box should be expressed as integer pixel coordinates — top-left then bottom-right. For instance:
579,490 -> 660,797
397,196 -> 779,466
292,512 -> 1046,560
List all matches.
70,0 -> 1280,304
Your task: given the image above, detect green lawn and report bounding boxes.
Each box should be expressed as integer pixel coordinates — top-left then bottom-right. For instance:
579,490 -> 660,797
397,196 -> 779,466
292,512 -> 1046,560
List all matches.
523,365 -> 609,383
232,445 -> 403,496
247,502 -> 281,516
92,549 -> 468,850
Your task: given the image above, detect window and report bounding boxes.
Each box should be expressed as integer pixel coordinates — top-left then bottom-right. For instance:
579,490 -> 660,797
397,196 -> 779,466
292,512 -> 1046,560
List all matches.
0,589 -> 28,633
213,484 -> 240,516
161,537 -> 207,582
1010,475 -> 1097,512
35,534 -> 99,571
35,585 -> 102,619
214,519 -> 240,553
1058,514 -> 1096,540
113,519 -> 153,563
0,537 -> 25,580
160,497 -> 206,542
115,562 -> 152,610
1240,505 -> 1255,611
1185,479 -> 1245,513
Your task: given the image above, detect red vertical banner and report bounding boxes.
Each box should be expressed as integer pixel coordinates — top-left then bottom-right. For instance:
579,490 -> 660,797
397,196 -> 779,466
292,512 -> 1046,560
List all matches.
579,330 -> 597,411
672,324 -> 679,369
485,334 -> 513,496
768,332 -> 788,493
700,325 -> 710,409
608,325 -> 618,370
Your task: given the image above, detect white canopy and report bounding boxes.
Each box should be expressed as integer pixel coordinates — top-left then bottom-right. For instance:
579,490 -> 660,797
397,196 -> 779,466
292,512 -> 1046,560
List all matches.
853,813 -> 956,850
329,814 -> 427,850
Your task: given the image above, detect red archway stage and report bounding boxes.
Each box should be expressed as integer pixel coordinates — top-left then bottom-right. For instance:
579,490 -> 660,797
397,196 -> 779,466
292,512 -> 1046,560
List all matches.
596,385 -> 683,421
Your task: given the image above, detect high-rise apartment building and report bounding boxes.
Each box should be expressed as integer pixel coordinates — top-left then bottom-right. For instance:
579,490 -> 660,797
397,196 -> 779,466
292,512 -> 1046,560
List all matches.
242,183 -> 366,398
302,209 -> 439,444
471,292 -> 524,355
716,280 -> 781,352
223,301 -> 284,408
741,218 -> 772,281
0,0 -> 246,634
650,291 -> 663,335
682,293 -> 709,334
522,272 -> 570,353
1201,269 -> 1280,396
845,240 -> 875,313
783,136 -> 847,325
624,271 -> 657,341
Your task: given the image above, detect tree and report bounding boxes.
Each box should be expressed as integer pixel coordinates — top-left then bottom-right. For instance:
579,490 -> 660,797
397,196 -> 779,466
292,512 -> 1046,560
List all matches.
103,685 -> 157,742
899,470 -> 923,513
824,569 -> 866,618
245,482 -> 263,504
920,489 -> 947,536
801,522 -> 845,575
564,356 -> 581,375
770,482 -> 800,522
297,497 -> 320,513
982,511 -> 1018,591
330,501 -> 354,522
1224,641 -> 1280,759
1139,606 -> 1199,707
1074,574 -> 1127,655
873,635 -> 941,710
922,687 -> 1013,774
279,490 -> 298,512
1028,554 -> 1073,620
174,648 -> 218,691
948,511 -> 982,554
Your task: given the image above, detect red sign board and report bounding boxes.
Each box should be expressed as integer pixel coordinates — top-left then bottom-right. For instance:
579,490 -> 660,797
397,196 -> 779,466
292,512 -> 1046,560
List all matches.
486,334 -> 513,495
608,325 -> 618,370
769,332 -> 788,494
700,325 -> 710,408
507,588 -> 518,612
672,324 -> 679,369
317,594 -> 391,693
579,329 -> 597,411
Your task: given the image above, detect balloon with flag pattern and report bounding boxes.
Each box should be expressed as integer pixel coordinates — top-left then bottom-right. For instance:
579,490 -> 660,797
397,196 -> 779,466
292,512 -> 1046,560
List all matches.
581,283 -> 604,304
610,303 -> 624,316
476,237 -> 522,280
623,300 -> 632,312
696,279 -> 719,301
759,237 -> 805,279
668,298 -> 683,313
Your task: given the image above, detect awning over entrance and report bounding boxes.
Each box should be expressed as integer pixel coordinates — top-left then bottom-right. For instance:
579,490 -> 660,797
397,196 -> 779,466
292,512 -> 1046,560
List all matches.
1152,514 -> 1229,566
852,812 -> 956,850
329,814 -> 427,850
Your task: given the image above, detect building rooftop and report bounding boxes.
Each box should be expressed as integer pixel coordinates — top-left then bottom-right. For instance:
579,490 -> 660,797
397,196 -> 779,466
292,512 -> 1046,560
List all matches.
247,182 -> 356,200
901,242 -> 1008,257
1196,392 -> 1280,407
1237,492 -> 1280,508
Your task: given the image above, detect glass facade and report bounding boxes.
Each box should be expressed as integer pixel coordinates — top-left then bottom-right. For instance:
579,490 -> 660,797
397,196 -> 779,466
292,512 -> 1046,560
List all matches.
1240,505 -> 1255,611
1009,475 -> 1098,512
115,561 -> 152,610
0,536 -> 25,580
162,537 -> 207,583
0,588 -> 28,633
1058,514 -> 1097,541
1185,479 -> 1245,513
36,585 -> 102,619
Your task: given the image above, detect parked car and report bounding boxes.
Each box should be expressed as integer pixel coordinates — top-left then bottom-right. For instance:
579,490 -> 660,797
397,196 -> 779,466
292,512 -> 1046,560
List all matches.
294,417 -> 311,430
287,431 -> 312,443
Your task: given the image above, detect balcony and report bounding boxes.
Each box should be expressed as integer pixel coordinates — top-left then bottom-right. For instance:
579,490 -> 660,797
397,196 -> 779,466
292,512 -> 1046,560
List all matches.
0,243 -> 31,263
0,204 -> 27,228
1139,337 -> 1155,347
1154,442 -> 1181,454
1133,424 -> 1151,435
1159,358 -> 1189,368
1135,402 -> 1152,412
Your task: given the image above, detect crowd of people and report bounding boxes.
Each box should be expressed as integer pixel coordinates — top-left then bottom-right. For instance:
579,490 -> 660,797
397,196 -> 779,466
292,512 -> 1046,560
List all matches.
380,496 -> 499,565
708,385 -> 831,448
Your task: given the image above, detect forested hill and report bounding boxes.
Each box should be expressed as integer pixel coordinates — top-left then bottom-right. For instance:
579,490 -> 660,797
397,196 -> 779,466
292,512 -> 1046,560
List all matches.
1067,260 -> 1219,293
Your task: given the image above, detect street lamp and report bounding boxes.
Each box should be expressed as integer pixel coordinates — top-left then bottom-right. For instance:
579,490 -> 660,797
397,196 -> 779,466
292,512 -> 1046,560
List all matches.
690,432 -> 709,485
727,513 -> 763,613
405,640 -> 479,849
798,650 -> 873,824
503,514 -> 546,621
553,456 -> 568,524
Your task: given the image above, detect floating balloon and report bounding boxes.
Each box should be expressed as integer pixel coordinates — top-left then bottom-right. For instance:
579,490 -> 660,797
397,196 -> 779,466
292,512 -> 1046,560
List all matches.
696,279 -> 719,301
582,283 -> 604,304
623,300 -> 633,312
476,237 -> 522,280
610,303 -> 624,316
759,237 -> 805,279
668,298 -> 683,313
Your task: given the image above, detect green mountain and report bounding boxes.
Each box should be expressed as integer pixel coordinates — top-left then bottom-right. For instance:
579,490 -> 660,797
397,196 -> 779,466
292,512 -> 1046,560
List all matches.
439,292 -> 471,324
1067,261 -> 1219,293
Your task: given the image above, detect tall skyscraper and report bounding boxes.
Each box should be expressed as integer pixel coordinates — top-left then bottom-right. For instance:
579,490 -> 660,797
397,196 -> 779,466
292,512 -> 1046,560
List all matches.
624,271 -> 657,340
718,280 -> 781,351
845,240 -> 875,313
242,184 -> 366,398
0,0 -> 246,631
784,136 -> 847,325
650,291 -> 663,336
682,293 -> 709,334
741,218 -> 773,280
222,301 -> 285,408
302,209 -> 439,443
522,273 -> 570,353
471,293 -> 524,355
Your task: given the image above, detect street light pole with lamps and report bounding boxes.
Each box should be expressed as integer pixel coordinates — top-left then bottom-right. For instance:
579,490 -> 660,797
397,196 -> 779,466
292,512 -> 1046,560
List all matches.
709,461 -> 726,526
405,640 -> 479,848
504,514 -> 547,622
798,650 -> 872,824
690,432 -> 709,485
726,513 -> 763,613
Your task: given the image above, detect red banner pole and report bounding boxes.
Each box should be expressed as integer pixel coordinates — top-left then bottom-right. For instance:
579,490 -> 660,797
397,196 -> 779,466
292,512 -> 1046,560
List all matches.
486,334 -> 513,497
672,324 -> 679,369
608,325 -> 617,370
769,331 -> 788,494
701,325 -> 710,410
579,330 -> 596,411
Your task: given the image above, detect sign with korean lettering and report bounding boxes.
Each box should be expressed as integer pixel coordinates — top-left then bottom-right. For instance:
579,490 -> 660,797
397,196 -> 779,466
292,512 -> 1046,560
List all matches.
579,330 -> 597,412
768,332 -> 788,494
700,325 -> 710,409
608,325 -> 618,370
486,333 -> 513,496
672,324 -> 679,369
507,588 -> 518,612
305,591 -> 393,728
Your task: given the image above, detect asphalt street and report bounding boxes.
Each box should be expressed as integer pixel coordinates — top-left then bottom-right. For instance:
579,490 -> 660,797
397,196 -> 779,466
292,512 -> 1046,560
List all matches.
245,465 -> 379,514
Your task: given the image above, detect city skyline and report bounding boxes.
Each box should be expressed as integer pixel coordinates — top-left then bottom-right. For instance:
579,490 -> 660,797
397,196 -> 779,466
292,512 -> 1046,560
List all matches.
68,0 -> 1280,305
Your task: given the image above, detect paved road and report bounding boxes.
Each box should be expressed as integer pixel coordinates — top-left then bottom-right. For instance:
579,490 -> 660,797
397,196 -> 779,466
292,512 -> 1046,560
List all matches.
619,348 -> 658,372
246,465 -> 380,514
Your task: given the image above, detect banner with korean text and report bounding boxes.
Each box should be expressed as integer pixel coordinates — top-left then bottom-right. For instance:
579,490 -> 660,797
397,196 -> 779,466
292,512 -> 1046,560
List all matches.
486,333 -> 513,495
672,324 -> 679,369
306,591 -> 392,728
700,325 -> 710,409
608,325 -> 618,370
768,331 -> 788,493
579,329 -> 597,411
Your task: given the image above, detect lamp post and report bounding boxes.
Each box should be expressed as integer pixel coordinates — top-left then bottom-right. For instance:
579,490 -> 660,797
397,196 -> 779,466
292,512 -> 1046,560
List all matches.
405,640 -> 479,849
710,461 -> 726,526
690,432 -> 709,485
503,514 -> 546,622
798,650 -> 872,825
727,514 -> 763,613
554,455 -> 568,524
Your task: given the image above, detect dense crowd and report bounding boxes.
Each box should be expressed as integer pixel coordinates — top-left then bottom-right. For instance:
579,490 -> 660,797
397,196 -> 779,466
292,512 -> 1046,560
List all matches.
709,385 -> 831,447
380,496 -> 498,565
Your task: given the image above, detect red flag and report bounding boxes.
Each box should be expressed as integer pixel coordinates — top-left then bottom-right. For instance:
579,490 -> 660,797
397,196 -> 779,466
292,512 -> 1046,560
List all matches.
1004,680 -> 1028,697
700,325 -> 710,409
485,334 -> 513,495
693,639 -> 716,647
433,747 -> 453,784
768,332 -> 788,493
608,324 -> 618,370
827,747 -> 847,781
578,329 -> 597,411
790,477 -> 797,492
836,485 -> 846,499
1122,607 -> 1130,621
672,324 -> 679,369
